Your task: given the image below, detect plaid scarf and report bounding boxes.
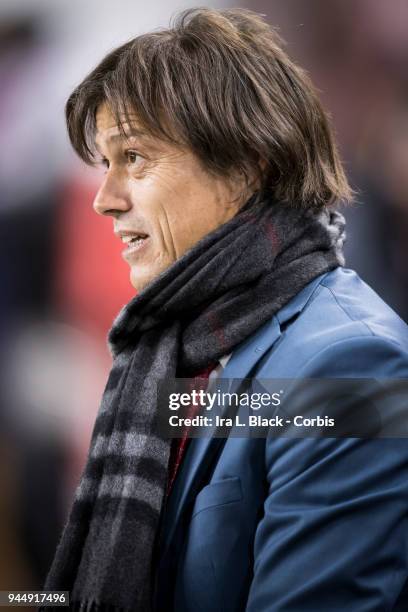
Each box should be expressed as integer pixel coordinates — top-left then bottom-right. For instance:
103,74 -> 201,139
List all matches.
43,193 -> 345,611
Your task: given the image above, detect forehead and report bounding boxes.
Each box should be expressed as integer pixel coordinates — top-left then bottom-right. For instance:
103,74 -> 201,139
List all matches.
94,102 -> 147,146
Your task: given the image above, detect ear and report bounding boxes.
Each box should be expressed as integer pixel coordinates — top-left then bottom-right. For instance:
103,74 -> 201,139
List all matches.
242,158 -> 269,196
226,158 -> 269,209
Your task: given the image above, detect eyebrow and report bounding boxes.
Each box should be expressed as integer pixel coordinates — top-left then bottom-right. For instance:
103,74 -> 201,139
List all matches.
109,130 -> 148,142
94,130 -> 149,156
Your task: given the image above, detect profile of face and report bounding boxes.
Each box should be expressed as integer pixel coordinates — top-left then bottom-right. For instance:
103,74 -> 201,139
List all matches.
93,103 -> 249,292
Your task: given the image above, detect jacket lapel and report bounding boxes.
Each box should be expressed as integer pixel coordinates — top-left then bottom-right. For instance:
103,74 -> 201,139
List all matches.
159,270 -> 331,560
159,315 -> 281,559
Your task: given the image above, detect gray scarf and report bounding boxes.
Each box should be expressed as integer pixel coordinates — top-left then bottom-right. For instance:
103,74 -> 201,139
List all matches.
43,192 -> 345,611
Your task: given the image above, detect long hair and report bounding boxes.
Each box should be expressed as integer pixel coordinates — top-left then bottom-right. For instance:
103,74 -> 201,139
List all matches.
66,7 -> 353,209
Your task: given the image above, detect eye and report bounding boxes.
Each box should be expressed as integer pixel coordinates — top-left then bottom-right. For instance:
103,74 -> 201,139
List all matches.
125,150 -> 144,166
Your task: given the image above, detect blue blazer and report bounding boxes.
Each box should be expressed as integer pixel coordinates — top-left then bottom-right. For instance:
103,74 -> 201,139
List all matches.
154,267 -> 408,611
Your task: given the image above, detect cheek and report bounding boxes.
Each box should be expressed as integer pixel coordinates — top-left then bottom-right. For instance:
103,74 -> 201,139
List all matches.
128,179 -> 165,237
165,195 -> 231,257
128,166 -> 226,257
174,199 -> 223,238
166,210 -> 220,261
127,184 -> 180,262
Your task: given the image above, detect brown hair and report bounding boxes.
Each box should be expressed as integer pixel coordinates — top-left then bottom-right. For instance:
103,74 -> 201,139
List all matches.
65,7 -> 352,209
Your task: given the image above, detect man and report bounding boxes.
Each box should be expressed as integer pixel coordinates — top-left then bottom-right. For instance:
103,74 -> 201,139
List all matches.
44,8 -> 408,611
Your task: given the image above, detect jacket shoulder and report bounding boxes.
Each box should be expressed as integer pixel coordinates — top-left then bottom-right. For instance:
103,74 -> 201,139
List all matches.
259,267 -> 408,377
320,267 -> 408,348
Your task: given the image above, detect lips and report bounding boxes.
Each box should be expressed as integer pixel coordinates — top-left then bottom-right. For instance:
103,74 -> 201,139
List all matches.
116,230 -> 149,244
115,229 -> 150,260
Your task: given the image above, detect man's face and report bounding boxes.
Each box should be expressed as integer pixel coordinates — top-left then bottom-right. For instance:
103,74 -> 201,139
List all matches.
93,103 -> 245,292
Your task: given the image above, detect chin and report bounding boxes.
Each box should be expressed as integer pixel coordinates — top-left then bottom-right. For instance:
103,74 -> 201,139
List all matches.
129,259 -> 173,293
130,272 -> 146,293
130,268 -> 156,293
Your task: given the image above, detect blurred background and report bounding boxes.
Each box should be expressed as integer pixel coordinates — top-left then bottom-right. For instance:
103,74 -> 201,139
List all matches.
0,0 -> 407,592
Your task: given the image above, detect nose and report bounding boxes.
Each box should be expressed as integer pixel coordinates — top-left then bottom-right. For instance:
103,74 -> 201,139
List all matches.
93,172 -> 131,217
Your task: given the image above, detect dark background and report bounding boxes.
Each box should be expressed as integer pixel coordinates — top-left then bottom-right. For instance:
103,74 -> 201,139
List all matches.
1,0 -> 407,591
